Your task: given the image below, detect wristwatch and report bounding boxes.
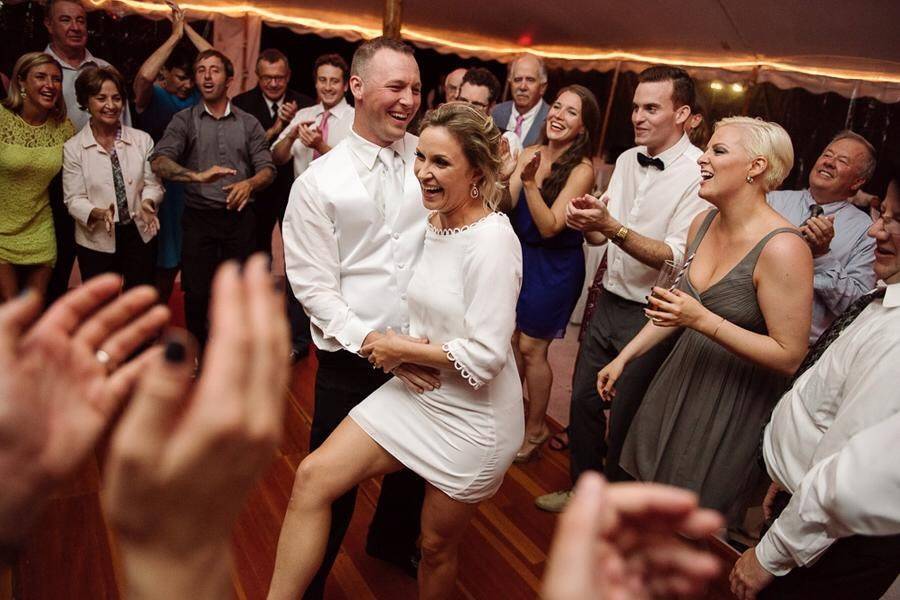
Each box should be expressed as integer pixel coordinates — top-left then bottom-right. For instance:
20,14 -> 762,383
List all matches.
611,226 -> 629,246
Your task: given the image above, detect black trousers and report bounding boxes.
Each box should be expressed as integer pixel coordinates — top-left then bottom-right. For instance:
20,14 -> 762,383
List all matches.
305,349 -> 424,600
181,205 -> 255,348
45,174 -> 76,304
569,290 -> 678,483
76,223 -> 158,290
760,493 -> 900,599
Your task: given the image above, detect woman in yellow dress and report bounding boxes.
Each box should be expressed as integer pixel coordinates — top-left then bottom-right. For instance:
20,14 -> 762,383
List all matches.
0,52 -> 75,299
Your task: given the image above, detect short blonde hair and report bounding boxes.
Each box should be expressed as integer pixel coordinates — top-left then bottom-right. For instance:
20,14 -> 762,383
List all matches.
418,102 -> 504,210
715,116 -> 794,192
2,52 -> 67,124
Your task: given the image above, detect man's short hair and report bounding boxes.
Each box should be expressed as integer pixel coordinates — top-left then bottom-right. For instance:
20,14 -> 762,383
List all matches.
350,36 -> 414,79
830,130 -> 877,183
314,53 -> 349,82
74,64 -> 126,111
164,49 -> 194,74
194,49 -> 234,79
507,54 -> 547,84
638,65 -> 695,111
461,67 -> 501,104
256,48 -> 289,72
45,0 -> 84,19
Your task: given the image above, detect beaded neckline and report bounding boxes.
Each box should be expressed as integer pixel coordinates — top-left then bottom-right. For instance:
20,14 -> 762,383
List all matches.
427,211 -> 504,236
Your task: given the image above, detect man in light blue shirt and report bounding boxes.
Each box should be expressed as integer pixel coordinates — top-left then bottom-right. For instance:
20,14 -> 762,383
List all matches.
768,130 -> 877,342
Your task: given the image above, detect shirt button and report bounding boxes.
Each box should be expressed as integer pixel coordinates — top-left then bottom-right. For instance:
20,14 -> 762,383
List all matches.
401,293 -> 407,300
393,233 -> 400,240
398,263 -> 405,270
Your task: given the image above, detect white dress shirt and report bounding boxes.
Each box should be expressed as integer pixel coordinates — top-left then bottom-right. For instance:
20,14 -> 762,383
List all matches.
44,45 -> 131,132
601,134 -> 709,302
767,189 -> 876,342
758,281 -> 900,575
505,101 -> 543,145
282,128 -> 428,353
274,98 -> 354,178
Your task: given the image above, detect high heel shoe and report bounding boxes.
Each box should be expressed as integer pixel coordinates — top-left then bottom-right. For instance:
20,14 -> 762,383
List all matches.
514,429 -> 552,463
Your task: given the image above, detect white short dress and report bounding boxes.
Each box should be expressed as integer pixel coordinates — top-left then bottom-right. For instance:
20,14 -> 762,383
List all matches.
350,212 -> 524,503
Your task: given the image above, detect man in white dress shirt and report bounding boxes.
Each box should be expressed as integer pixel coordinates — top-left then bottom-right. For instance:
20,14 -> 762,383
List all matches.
272,53 -> 354,179
730,171 -> 900,600
767,131 -> 877,343
490,54 -> 551,148
281,37 -> 428,597
536,66 -> 709,512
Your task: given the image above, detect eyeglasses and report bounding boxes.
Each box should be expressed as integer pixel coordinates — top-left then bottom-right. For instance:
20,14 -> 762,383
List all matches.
259,75 -> 287,84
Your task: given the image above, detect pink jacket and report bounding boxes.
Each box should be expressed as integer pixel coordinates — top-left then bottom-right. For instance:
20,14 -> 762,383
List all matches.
63,124 -> 164,253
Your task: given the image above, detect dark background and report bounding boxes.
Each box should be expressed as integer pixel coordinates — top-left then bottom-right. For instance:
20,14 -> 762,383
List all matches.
2,2 -> 897,195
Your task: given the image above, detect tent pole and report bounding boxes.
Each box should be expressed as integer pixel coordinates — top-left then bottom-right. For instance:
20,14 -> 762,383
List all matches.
740,67 -> 760,116
383,0 -> 403,39
597,61 -> 621,157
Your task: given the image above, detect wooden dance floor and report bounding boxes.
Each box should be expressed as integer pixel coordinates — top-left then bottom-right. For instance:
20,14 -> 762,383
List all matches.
9,349 -> 739,599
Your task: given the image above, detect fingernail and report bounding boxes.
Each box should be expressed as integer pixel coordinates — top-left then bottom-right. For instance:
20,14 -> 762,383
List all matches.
164,339 -> 187,363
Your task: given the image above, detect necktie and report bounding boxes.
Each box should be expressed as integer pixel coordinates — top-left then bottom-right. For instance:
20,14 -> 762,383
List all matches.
313,110 -> 331,159
109,149 -> 131,226
270,101 -> 279,120
792,287 -> 886,381
637,152 -> 665,170
514,114 -> 525,138
376,147 -> 403,218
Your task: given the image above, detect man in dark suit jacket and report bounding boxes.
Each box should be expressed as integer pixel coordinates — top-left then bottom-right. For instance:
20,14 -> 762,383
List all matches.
490,54 -> 551,147
233,48 -> 314,360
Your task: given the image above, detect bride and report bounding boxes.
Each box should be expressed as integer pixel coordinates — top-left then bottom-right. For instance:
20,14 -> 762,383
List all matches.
267,102 -> 524,599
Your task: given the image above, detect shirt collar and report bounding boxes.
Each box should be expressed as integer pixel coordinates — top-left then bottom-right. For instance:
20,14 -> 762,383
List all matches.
512,100 -> 542,121
44,44 -> 96,70
80,123 -> 129,149
265,95 -> 284,111
643,132 -> 693,164
315,97 -> 348,116
348,127 -> 407,171
803,189 -> 850,217
202,101 -> 232,118
881,281 -> 900,308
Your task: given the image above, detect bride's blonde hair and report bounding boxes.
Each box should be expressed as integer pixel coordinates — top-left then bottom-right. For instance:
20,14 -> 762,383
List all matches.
418,102 -> 504,210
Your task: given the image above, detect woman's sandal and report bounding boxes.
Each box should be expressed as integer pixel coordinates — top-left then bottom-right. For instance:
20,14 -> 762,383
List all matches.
514,429 -> 552,463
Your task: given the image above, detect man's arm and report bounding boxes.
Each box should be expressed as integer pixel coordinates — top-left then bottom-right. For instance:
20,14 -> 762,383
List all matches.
812,224 -> 877,316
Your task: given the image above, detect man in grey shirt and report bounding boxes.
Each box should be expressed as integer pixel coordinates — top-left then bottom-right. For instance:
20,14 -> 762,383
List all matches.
767,130 -> 876,342
152,49 -> 274,348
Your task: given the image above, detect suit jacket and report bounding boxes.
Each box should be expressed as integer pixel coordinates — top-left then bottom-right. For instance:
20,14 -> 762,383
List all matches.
491,99 -> 550,147
232,87 -> 314,210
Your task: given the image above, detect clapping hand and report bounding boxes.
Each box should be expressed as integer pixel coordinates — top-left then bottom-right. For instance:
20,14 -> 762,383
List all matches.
0,277 -> 169,546
193,165 -> 237,184
138,199 -> 160,236
104,256 -> 290,598
566,194 -> 613,233
166,1 -> 185,39
297,122 -> 324,152
542,472 -> 723,600
799,215 -> 835,258
277,101 -> 299,125
223,179 -> 254,211
521,150 -> 541,184
498,137 -> 517,182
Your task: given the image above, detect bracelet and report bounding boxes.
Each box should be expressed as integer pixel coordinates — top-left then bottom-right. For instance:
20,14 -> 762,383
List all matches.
712,316 -> 727,339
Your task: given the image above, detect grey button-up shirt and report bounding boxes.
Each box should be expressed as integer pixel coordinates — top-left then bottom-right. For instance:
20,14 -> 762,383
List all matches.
151,102 -> 274,210
767,189 -> 876,342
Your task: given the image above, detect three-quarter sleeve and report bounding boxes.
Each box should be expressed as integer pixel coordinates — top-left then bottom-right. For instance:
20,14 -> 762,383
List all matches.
62,139 -> 93,226
443,220 -> 522,389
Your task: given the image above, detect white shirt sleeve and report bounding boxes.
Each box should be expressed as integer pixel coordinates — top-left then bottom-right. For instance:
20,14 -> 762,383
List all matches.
443,222 -> 523,389
663,178 -> 705,265
756,334 -> 900,575
282,175 -> 373,354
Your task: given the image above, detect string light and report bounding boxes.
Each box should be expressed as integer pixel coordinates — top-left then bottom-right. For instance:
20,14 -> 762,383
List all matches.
710,82 -> 724,91
83,0 -> 900,85
731,83 -> 745,93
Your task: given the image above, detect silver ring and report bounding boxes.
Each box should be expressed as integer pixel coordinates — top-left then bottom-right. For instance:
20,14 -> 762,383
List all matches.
96,349 -> 112,368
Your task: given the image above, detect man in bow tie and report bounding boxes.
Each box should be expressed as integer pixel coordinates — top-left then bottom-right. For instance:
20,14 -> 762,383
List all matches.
535,66 -> 710,513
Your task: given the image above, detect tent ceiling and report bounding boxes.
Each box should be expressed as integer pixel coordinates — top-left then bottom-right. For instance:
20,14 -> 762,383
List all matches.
84,0 -> 900,101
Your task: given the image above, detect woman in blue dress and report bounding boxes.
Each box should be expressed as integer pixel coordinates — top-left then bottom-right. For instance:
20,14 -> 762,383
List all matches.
500,85 -> 600,461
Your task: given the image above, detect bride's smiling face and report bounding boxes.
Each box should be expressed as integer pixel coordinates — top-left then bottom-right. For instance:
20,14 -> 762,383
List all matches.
414,125 -> 480,213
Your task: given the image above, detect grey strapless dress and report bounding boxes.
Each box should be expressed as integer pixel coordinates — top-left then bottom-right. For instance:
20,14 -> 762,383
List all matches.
620,210 -> 799,525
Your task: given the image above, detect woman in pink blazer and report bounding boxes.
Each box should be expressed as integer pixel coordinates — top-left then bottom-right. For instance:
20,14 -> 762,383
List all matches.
63,66 -> 163,289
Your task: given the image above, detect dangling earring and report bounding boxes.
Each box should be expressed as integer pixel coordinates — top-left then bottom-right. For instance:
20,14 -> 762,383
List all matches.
746,175 -> 754,184
470,184 -> 480,199
20,88 -> 26,99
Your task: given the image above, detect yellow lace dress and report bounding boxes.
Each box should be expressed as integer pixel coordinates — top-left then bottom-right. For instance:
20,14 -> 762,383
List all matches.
0,105 -> 74,265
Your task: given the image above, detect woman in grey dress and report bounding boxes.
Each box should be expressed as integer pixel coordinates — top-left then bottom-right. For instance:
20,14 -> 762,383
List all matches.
597,117 -> 813,525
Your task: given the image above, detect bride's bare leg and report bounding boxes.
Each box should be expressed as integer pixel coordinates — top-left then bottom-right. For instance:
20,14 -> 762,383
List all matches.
418,485 -> 479,600
267,418 -> 403,600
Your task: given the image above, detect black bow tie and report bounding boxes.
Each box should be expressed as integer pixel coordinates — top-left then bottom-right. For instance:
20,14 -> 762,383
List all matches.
637,152 -> 665,170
